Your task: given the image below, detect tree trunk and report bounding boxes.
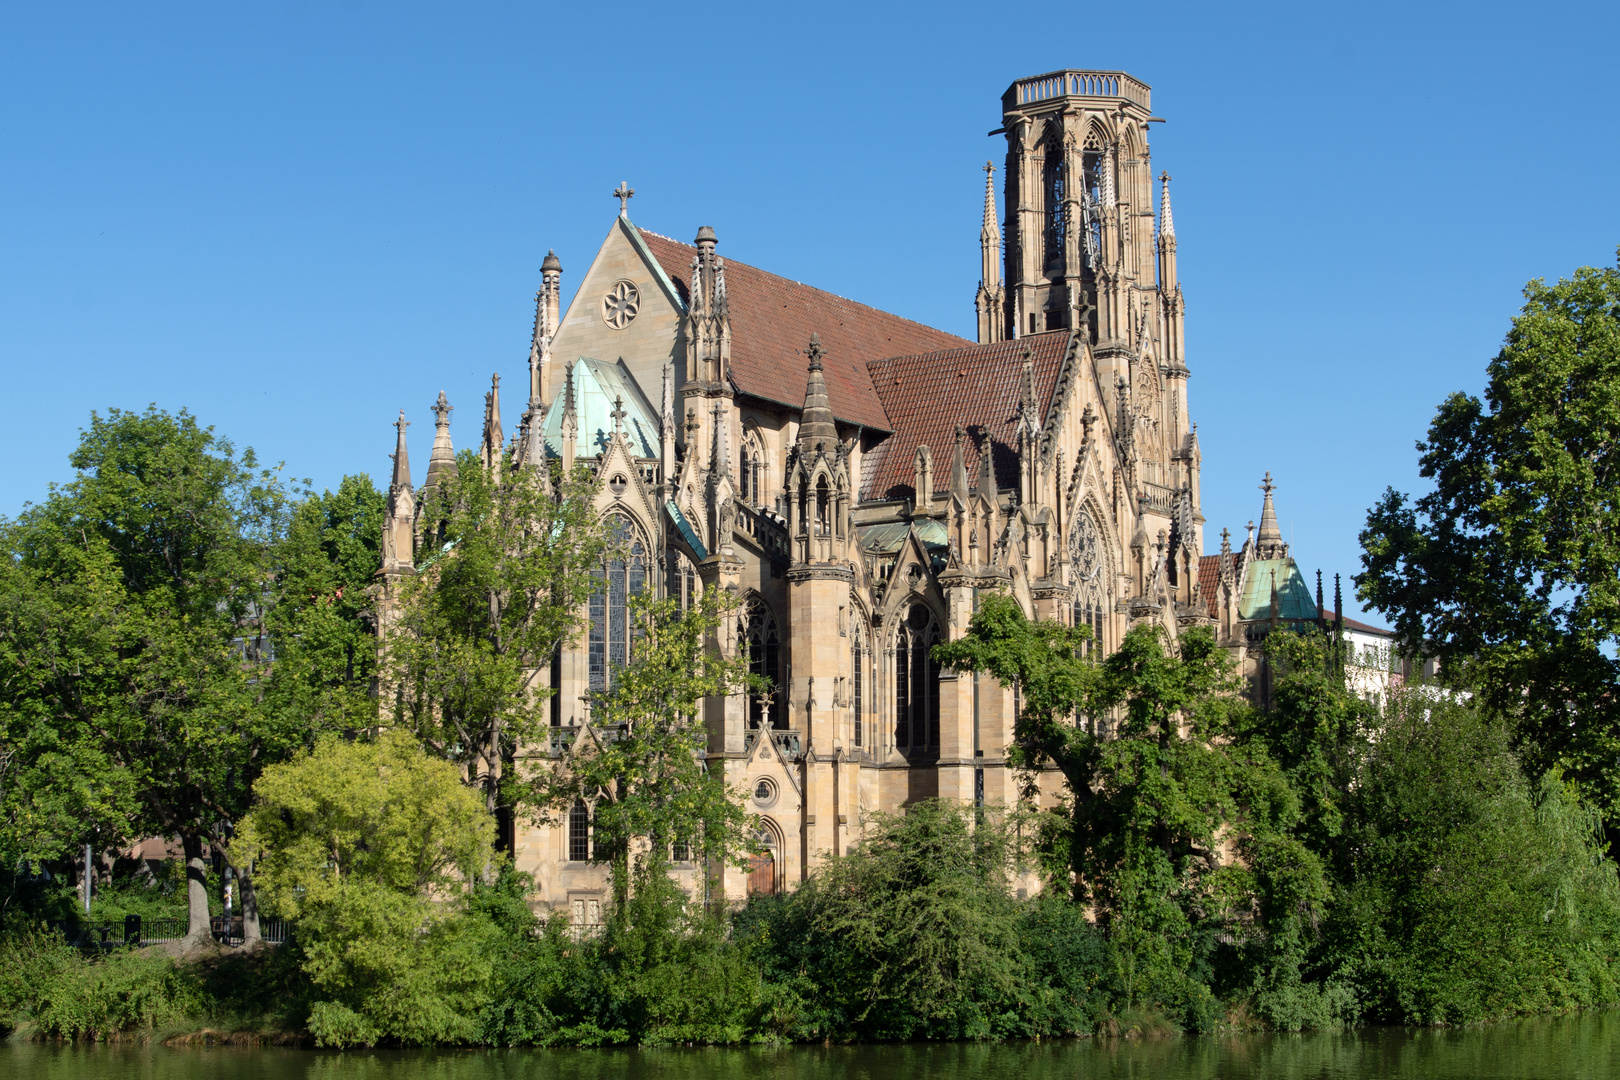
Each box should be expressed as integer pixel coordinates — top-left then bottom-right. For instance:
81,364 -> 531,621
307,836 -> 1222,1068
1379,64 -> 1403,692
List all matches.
239,867 -> 261,946
181,832 -> 214,948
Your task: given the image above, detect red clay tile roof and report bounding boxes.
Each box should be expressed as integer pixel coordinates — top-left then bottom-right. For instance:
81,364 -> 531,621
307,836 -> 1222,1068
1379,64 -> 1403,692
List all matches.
637,228 -> 969,432
860,331 -> 1070,502
1198,554 -> 1222,617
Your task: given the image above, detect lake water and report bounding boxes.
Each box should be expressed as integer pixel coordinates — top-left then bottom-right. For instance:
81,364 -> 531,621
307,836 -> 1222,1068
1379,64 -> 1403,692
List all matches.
4,1012 -> 1616,1080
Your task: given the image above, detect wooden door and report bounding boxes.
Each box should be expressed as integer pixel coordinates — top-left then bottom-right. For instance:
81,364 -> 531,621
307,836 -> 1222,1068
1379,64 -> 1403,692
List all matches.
747,849 -> 776,896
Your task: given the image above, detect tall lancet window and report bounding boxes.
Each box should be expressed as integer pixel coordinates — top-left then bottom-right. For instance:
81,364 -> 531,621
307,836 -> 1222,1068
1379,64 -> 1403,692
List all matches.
740,430 -> 764,509
851,618 -> 867,750
1071,509 -> 1105,657
815,477 -> 831,536
1042,127 -> 1068,268
666,548 -> 698,611
894,604 -> 941,755
740,598 -> 783,729
1073,586 -> 1105,657
589,514 -> 647,690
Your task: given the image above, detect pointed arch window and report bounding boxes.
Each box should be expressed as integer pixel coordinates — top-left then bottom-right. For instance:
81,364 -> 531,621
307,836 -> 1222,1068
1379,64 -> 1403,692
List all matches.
851,617 -> 868,750
1043,127 -> 1068,267
740,598 -> 783,729
894,603 -> 941,755
589,514 -> 647,690
739,430 -> 765,509
666,548 -> 698,612
815,476 -> 831,536
1074,586 -> 1105,656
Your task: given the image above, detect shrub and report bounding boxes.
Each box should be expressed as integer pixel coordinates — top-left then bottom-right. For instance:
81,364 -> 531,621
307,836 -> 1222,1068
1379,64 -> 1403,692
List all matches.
0,930 -> 205,1039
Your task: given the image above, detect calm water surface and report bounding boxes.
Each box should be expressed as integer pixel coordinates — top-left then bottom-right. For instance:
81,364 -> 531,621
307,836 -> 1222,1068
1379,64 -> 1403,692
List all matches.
4,1013 -> 1616,1080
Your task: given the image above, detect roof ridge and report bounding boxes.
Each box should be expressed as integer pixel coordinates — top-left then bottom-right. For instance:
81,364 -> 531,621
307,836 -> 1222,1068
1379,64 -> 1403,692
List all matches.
636,225 -> 969,345
866,329 -> 1069,370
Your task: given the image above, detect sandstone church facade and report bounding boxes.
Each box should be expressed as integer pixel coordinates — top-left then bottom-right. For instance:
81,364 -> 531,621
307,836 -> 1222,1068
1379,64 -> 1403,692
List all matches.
376,70 -> 1316,920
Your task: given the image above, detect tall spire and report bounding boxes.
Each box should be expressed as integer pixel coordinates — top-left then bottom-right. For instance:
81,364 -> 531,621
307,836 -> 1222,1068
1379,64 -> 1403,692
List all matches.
976,161 -> 1006,344
660,362 -> 676,499
423,391 -> 457,491
949,424 -> 970,505
797,334 -> 837,451
1158,171 -> 1175,241
1256,471 -> 1284,558
481,373 -> 503,470
558,362 -> 577,474
389,410 -> 412,492
381,410 -> 418,578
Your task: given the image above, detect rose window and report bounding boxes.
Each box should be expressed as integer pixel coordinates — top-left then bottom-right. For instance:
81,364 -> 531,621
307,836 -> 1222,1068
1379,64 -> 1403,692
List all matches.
603,280 -> 640,330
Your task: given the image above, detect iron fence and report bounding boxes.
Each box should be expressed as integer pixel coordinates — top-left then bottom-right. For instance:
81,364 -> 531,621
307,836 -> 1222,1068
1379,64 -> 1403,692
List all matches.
49,914 -> 292,949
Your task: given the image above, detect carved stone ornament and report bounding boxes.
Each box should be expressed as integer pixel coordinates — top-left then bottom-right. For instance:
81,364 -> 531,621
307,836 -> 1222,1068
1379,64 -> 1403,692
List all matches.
1071,508 -> 1102,584
603,280 -> 640,330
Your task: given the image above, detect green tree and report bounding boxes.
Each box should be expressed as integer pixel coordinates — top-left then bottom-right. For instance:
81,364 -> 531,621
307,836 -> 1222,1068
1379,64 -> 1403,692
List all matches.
262,474 -> 385,736
384,453 -> 607,825
534,588 -> 763,904
0,407 -> 298,946
1358,253 -> 1620,838
739,800 -> 1042,1041
1322,692 -> 1620,1023
935,597 -> 1329,1028
237,730 -> 496,1046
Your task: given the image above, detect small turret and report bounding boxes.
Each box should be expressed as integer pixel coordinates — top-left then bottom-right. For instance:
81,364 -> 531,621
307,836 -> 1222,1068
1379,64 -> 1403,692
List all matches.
380,410 -> 417,578
1256,471 -> 1285,559
796,334 -> 838,452
423,392 -> 457,493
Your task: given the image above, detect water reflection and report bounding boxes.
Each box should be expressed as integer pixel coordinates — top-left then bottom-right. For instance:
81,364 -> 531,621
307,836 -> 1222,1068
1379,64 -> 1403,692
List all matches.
5,1012 -> 1618,1080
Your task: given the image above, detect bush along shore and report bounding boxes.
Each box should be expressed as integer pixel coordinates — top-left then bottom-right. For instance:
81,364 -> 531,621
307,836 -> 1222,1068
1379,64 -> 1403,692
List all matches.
5,676 -> 1620,1050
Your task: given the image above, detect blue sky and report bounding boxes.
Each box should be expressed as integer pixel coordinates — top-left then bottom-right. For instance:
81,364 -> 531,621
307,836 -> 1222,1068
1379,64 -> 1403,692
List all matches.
3,2 -> 1617,622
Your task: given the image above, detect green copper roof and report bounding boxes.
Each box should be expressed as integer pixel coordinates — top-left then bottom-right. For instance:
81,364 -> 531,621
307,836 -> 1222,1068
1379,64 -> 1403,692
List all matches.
1238,558 -> 1320,622
858,519 -> 949,554
543,357 -> 660,460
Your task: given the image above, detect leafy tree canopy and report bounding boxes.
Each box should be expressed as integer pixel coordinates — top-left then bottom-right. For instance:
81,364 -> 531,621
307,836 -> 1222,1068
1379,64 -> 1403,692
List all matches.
535,588 -> 764,894
1358,253 -> 1620,831
384,452 -> 607,817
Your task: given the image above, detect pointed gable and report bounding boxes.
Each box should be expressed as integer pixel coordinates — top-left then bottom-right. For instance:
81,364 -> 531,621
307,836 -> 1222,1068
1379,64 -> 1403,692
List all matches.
861,330 -> 1069,502
636,229 -> 968,432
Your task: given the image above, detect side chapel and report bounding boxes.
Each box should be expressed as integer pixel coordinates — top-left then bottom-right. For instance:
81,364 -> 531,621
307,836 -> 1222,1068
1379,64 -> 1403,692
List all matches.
375,70 -> 1319,918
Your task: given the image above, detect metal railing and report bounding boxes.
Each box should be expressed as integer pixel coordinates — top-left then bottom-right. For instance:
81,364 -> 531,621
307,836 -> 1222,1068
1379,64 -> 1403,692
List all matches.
1010,70 -> 1151,111
49,914 -> 293,949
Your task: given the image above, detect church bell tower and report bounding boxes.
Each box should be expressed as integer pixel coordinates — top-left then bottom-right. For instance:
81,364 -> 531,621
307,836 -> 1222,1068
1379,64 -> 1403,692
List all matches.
993,71 -> 1157,354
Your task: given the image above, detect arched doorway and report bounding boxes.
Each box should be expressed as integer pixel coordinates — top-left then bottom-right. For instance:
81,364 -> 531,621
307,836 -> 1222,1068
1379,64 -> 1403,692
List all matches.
747,820 -> 778,896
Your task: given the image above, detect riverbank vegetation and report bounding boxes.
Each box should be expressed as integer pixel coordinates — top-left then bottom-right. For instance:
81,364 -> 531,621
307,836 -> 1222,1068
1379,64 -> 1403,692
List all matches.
4,258 -> 1620,1045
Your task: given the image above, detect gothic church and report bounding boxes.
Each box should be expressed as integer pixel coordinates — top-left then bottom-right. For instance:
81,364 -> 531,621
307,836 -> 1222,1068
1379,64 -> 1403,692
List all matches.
376,70 -> 1314,917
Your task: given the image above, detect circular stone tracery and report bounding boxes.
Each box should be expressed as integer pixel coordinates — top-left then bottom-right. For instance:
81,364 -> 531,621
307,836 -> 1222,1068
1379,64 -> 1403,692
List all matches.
603,280 -> 640,330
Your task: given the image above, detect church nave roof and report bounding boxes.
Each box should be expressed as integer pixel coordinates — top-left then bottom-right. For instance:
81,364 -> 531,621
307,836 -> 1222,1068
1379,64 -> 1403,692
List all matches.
636,228 -> 968,432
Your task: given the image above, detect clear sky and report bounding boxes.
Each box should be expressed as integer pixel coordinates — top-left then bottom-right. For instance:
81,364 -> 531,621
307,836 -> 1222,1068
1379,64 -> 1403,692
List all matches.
3,2 -> 1617,622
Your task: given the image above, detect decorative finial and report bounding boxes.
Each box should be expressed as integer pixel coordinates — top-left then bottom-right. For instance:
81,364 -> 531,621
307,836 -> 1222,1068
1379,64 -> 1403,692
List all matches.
1260,470 -> 1274,498
432,391 -> 452,426
1158,171 -> 1175,239
806,333 -> 825,371
612,394 -> 625,434
394,409 -> 409,435
612,181 -> 635,215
